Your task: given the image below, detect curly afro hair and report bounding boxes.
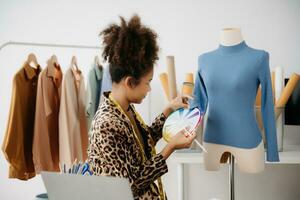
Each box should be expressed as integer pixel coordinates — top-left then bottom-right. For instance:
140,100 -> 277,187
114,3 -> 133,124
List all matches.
100,14 -> 159,85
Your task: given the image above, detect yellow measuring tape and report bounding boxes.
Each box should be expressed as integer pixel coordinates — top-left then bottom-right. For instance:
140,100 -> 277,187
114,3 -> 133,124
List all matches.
109,94 -> 165,200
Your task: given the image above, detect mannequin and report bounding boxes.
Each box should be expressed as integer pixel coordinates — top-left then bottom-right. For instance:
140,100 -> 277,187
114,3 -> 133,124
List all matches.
192,28 -> 279,173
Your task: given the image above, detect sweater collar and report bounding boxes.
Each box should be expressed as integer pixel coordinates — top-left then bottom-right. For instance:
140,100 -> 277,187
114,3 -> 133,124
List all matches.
218,41 -> 247,54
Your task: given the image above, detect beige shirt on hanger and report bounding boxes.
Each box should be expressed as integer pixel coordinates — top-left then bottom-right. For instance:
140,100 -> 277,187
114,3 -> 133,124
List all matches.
59,67 -> 88,170
33,62 -> 62,173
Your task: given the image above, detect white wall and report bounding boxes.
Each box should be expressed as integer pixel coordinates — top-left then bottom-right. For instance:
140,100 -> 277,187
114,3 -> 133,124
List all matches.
0,0 -> 300,199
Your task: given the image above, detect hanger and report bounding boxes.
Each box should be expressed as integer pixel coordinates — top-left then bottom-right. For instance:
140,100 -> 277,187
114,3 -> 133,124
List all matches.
71,55 -> 79,71
50,55 -> 59,66
27,53 -> 38,69
94,55 -> 102,69
94,55 -> 99,65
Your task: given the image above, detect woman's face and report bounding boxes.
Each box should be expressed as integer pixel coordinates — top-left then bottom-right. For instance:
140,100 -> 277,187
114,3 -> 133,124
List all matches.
127,68 -> 153,104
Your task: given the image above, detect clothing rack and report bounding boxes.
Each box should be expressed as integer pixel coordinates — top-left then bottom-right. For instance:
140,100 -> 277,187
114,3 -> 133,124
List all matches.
0,41 -> 101,51
0,40 -> 153,123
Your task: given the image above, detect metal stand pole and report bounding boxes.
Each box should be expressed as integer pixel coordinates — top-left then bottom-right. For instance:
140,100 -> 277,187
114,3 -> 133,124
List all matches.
229,154 -> 235,200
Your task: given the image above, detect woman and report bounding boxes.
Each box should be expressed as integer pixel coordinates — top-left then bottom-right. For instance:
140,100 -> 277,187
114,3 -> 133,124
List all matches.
88,15 -> 197,200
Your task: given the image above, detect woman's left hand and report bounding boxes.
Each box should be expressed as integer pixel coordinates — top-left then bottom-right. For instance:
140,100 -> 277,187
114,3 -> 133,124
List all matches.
163,94 -> 193,117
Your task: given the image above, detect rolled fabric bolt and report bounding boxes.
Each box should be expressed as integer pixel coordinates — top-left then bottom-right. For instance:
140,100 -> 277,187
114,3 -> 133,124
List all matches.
275,73 -> 300,119
159,73 -> 171,101
185,73 -> 194,83
182,82 -> 194,97
166,56 -> 177,99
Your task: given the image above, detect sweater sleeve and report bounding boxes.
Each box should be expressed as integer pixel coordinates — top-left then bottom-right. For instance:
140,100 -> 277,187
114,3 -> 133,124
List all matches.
190,55 -> 208,115
258,51 -> 279,162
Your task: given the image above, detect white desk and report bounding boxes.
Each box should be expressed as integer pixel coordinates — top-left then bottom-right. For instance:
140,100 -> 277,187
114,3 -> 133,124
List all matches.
169,145 -> 300,200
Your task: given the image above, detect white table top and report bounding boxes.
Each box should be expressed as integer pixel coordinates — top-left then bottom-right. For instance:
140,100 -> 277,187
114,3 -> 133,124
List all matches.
170,145 -> 300,164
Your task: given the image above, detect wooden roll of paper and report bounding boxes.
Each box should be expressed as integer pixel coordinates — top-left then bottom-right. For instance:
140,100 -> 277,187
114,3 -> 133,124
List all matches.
185,73 -> 194,84
159,73 -> 171,101
182,82 -> 194,97
275,73 -> 300,119
166,56 -> 177,99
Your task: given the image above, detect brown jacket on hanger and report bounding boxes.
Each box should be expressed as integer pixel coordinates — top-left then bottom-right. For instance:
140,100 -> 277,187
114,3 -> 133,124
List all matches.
32,61 -> 62,173
59,67 -> 88,170
2,62 -> 41,180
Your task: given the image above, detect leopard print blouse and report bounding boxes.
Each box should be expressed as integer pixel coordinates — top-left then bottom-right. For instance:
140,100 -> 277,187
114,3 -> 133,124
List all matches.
88,92 -> 168,200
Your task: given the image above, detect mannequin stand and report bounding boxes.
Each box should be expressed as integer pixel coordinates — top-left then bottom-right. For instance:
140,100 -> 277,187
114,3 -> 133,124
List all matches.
229,155 -> 235,200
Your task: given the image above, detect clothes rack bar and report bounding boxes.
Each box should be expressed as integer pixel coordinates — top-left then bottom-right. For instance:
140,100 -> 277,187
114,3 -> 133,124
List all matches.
0,41 -> 101,51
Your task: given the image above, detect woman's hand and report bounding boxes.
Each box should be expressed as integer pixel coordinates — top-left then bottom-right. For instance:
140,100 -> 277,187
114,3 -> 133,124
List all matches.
163,94 -> 193,117
160,127 -> 197,160
168,127 -> 197,150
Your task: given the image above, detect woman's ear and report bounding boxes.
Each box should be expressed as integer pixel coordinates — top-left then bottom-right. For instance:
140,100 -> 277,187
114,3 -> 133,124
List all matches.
124,76 -> 135,89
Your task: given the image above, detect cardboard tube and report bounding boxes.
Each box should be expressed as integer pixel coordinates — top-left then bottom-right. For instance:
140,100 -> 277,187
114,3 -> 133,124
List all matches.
185,73 -> 194,84
159,73 -> 170,101
166,56 -> 177,99
182,82 -> 194,97
276,73 -> 300,107
275,73 -> 300,119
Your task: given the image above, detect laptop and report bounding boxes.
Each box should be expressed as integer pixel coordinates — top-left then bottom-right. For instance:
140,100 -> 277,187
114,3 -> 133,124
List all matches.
41,172 -> 134,200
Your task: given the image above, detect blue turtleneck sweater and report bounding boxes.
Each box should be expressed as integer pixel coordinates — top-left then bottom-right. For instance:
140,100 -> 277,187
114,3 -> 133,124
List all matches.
191,41 -> 279,162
